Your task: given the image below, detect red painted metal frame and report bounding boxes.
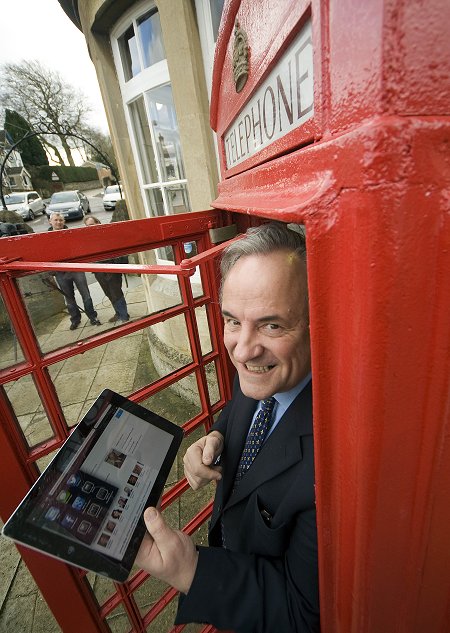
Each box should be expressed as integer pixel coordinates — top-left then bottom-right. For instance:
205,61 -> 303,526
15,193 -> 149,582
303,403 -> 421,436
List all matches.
211,1 -> 450,632
0,209 -> 236,633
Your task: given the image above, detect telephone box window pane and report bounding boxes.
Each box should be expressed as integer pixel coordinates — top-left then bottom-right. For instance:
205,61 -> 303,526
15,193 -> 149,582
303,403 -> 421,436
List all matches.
195,305 -> 213,356
147,84 -> 186,181
145,602 -> 177,633
139,374 -> 202,425
145,187 -> 165,216
205,360 -> 220,406
210,0 -> 225,41
6,375 -> 55,448
0,294 -> 25,369
118,24 -> 141,81
166,184 -> 191,214
105,604 -> 132,633
129,96 -> 159,184
137,9 -> 166,68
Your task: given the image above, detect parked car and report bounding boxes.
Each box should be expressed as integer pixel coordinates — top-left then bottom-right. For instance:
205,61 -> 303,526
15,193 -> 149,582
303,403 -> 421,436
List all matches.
4,191 -> 46,220
46,190 -> 91,220
103,184 -> 124,211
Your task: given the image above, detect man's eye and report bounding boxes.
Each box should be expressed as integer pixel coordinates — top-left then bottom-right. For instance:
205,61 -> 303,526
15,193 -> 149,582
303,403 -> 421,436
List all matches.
226,318 -> 240,328
264,323 -> 280,332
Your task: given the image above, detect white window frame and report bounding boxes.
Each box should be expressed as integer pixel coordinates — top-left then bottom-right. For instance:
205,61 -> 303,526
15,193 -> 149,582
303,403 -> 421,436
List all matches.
111,0 -> 199,280
111,0 -> 189,222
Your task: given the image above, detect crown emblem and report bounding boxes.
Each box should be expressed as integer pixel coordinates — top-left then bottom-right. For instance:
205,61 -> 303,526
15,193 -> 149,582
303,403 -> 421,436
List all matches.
232,21 -> 249,93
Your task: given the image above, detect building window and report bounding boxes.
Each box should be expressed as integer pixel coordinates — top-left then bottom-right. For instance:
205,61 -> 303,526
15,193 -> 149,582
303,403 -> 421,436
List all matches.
112,2 -> 190,220
195,0 -> 225,98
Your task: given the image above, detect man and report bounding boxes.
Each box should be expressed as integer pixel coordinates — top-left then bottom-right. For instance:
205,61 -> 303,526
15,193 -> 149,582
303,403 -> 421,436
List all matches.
48,212 -> 101,330
83,215 -> 130,323
137,222 -> 319,632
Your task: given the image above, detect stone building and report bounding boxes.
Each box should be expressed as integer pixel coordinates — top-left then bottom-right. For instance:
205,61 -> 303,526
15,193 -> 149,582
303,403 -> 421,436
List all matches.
58,0 -> 225,400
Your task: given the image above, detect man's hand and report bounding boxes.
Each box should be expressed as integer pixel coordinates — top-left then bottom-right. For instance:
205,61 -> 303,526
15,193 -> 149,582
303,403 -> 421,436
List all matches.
136,507 -> 198,594
183,431 -> 224,490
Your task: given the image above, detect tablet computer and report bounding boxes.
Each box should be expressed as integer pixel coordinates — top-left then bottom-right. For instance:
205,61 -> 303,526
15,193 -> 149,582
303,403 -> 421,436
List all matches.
2,389 -> 184,583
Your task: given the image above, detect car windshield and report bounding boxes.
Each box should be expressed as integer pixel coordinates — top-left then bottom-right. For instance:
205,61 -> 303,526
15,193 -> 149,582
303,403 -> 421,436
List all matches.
105,186 -> 120,194
5,193 -> 26,204
50,192 -> 78,203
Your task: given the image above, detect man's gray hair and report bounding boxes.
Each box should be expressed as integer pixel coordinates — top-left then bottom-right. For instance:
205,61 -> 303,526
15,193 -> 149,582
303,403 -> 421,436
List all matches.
49,211 -> 64,219
220,222 -> 306,289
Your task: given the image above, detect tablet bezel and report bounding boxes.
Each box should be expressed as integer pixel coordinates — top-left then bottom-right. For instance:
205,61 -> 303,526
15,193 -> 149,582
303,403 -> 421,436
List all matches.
2,389 -> 184,583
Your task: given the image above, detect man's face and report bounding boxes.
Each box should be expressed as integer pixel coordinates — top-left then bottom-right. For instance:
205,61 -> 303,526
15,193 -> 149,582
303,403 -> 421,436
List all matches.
222,250 -> 311,400
49,214 -> 65,230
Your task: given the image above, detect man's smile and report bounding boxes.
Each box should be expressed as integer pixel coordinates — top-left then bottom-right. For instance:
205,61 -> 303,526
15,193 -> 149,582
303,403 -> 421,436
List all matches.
244,364 -> 276,373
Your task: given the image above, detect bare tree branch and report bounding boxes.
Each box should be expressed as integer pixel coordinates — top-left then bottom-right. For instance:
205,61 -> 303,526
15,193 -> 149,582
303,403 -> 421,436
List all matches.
0,60 -> 92,166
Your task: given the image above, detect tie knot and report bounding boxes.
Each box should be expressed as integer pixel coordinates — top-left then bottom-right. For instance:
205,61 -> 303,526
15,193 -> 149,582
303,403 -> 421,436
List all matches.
261,397 -> 275,414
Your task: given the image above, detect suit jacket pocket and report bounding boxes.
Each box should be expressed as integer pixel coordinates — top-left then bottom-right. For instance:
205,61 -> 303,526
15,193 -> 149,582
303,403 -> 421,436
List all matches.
246,493 -> 291,557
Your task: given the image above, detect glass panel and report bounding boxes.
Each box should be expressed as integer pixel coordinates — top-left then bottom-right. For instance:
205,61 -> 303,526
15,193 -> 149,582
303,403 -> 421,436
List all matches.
147,84 -> 186,181
144,187 -> 165,217
0,293 -> 25,369
15,251 -> 183,354
183,241 -> 198,257
165,184 -> 190,214
171,481 -> 215,531
145,600 -> 177,633
139,373 -> 202,425
210,0 -> 225,41
133,575 -> 169,616
156,244 -> 175,263
36,448 -> 59,473
6,375 -> 54,448
205,360 -> 220,406
146,313 -> 193,375
195,305 -> 212,356
141,266 -> 182,311
190,271 -> 204,299
137,9 -> 166,68
119,24 -> 141,80
105,604 -> 132,633
129,96 -> 159,184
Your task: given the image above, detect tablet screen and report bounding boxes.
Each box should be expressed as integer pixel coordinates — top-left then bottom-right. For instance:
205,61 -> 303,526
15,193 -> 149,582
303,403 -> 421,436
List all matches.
2,389 -> 184,581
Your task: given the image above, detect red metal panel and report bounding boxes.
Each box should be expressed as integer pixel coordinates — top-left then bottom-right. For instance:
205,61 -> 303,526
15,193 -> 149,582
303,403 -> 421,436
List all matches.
211,1 -> 450,632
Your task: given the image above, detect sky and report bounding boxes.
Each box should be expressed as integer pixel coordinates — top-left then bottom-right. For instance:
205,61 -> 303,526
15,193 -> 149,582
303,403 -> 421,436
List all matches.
0,0 -> 109,135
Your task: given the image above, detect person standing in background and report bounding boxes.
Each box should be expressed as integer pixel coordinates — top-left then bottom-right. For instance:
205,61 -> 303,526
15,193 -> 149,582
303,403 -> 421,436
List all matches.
84,215 -> 130,323
48,212 -> 101,330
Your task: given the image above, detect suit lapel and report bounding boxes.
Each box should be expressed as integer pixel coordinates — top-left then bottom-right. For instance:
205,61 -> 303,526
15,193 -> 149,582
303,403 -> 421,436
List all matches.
221,390 -> 257,503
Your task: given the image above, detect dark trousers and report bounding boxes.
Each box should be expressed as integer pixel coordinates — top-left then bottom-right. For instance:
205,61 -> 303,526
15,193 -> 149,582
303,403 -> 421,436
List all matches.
55,271 -> 97,324
94,273 -> 129,320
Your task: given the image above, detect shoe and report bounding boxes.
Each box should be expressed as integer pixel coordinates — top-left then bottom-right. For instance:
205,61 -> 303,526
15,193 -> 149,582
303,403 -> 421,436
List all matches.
108,315 -> 119,323
119,316 -> 130,323
90,318 -> 101,326
70,322 -> 80,331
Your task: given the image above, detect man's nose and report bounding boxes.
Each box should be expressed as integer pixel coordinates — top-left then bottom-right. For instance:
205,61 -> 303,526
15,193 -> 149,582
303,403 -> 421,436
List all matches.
233,328 -> 263,362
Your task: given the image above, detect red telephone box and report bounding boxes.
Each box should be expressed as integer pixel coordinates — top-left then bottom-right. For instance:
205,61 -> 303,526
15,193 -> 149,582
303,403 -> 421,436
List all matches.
1,1 -> 449,632
210,1 -> 450,632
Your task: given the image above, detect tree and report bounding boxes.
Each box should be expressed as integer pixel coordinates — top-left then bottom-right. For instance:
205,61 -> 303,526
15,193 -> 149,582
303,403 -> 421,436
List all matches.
0,60 -> 91,167
81,126 -> 118,176
4,109 -> 49,167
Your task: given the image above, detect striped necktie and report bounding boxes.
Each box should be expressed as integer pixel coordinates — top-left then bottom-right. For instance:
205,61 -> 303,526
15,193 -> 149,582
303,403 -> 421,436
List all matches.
234,397 -> 276,486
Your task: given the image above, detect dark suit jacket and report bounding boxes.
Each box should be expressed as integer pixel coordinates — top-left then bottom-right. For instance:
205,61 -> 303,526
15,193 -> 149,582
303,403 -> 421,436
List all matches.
175,378 -> 319,633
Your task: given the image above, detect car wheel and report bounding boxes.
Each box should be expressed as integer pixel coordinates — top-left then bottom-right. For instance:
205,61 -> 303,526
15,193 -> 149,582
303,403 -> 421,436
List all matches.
29,210 -> 35,220
42,205 -> 47,216
86,204 -> 91,214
